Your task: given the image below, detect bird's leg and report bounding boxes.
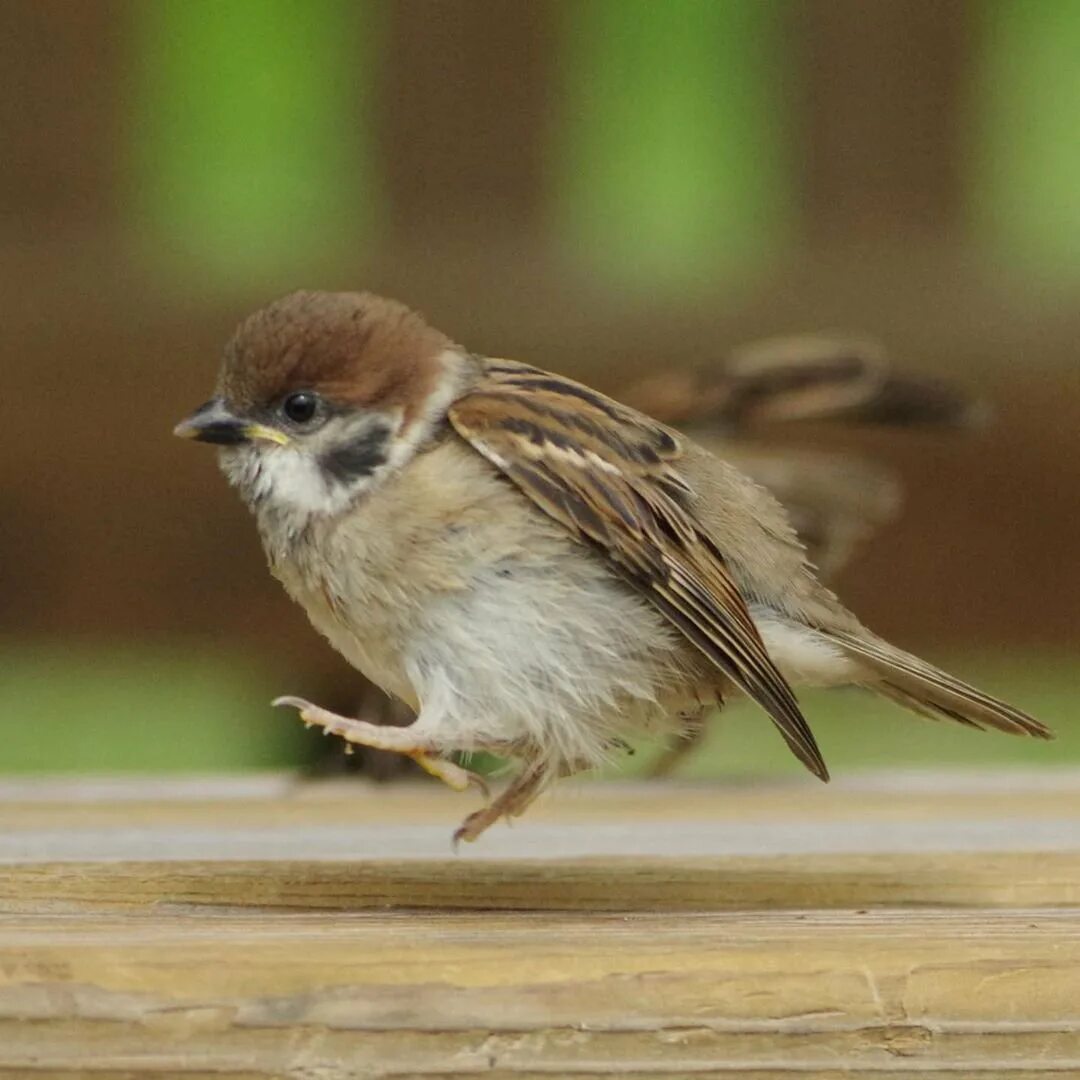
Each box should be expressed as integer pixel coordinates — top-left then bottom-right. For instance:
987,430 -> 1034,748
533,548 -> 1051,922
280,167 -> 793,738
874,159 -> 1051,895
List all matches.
647,695 -> 721,778
647,717 -> 709,778
453,759 -> 554,846
274,696 -> 489,796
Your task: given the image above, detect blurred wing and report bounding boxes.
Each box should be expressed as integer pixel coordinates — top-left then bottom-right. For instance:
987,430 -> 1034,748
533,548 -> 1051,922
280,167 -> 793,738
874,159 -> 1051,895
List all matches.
625,334 -> 987,431
718,445 -> 902,583
449,359 -> 828,781
719,334 -> 887,426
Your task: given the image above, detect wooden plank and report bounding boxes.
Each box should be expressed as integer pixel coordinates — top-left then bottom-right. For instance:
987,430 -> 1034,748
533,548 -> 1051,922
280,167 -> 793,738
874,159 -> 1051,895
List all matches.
2,774 -> 1077,1075
4,770 -> 1080,828
1,909 -> 1077,1075
3,853 -> 1080,915
2,773 -> 1078,912
2,772 -> 1079,865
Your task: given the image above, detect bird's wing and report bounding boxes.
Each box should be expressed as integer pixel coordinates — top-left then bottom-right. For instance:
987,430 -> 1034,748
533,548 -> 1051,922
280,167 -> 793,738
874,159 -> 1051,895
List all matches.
623,334 -> 987,430
726,331 -> 987,427
448,359 -> 828,781
718,334 -> 888,425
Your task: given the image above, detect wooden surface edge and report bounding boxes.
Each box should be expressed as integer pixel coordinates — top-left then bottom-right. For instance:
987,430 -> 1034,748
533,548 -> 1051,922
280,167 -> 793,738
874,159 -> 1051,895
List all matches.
2,852 -> 1079,913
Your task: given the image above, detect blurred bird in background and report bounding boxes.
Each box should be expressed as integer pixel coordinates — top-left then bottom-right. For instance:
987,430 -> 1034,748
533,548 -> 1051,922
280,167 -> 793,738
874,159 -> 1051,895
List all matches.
303,334 -> 986,781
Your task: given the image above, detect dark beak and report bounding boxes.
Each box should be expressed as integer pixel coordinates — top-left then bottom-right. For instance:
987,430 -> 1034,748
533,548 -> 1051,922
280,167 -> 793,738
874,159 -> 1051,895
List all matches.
173,399 -> 251,445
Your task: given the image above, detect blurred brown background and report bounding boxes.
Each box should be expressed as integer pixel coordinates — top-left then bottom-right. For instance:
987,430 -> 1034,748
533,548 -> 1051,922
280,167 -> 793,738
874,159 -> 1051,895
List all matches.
2,0 -> 1076,773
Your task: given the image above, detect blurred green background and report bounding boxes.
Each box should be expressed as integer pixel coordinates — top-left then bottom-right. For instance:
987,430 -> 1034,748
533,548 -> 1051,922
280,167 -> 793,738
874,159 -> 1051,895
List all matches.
2,0 -> 1077,778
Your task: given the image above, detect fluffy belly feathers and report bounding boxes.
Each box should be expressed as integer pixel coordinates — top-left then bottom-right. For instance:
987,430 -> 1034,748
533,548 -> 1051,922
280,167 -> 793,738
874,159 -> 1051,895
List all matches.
264,439 -> 703,765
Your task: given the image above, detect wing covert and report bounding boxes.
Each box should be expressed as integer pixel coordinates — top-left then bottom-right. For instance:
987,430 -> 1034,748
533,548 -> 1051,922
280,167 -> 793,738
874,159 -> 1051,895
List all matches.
449,361 -> 829,781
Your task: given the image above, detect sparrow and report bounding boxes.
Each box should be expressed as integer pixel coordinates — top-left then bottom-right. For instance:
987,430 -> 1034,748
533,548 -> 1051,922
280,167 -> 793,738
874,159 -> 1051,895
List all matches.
175,291 -> 1050,843
312,336 -> 983,781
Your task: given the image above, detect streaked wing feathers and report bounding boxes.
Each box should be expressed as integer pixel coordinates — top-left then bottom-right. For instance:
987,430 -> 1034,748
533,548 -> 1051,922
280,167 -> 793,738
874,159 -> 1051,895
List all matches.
449,360 -> 828,781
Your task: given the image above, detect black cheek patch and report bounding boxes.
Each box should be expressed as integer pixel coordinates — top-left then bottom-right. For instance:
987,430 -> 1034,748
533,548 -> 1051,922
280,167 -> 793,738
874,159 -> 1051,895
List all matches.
321,424 -> 392,483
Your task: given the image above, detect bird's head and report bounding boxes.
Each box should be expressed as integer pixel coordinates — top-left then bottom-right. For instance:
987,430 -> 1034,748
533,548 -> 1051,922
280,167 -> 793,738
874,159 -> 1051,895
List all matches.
174,291 -> 470,525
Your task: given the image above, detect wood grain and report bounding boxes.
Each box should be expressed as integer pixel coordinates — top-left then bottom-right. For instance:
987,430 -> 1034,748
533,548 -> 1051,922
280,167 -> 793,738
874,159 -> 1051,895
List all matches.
1,773 -> 1078,1076
3,853 -> 1080,915
1,910 -> 1078,1075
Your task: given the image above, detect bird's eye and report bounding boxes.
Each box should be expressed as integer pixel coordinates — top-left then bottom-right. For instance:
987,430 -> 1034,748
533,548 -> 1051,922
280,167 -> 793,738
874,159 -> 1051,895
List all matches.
282,391 -> 319,424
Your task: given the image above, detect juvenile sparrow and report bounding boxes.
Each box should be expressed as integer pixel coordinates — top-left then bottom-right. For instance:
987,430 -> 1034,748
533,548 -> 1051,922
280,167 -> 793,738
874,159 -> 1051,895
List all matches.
311,335 -> 982,780
175,291 -> 1050,843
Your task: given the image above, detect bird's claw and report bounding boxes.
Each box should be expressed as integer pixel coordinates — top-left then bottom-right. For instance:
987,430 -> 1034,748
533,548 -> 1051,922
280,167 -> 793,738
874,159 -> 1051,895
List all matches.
273,695 -> 320,728
409,752 -> 490,797
274,694 -> 491,799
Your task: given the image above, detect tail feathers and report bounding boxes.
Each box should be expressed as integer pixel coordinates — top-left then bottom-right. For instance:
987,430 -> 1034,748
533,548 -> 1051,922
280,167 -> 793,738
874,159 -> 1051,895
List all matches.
827,630 -> 1052,739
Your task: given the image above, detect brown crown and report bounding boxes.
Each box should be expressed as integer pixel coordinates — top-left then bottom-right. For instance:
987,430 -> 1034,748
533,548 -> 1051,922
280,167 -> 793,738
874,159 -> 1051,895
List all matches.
217,291 -> 454,423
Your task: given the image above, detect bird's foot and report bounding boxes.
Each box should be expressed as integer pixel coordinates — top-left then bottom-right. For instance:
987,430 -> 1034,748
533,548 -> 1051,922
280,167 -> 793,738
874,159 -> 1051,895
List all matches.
410,752 -> 489,797
453,804 -> 504,847
452,763 -> 549,847
646,704 -> 716,778
274,696 -> 489,797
